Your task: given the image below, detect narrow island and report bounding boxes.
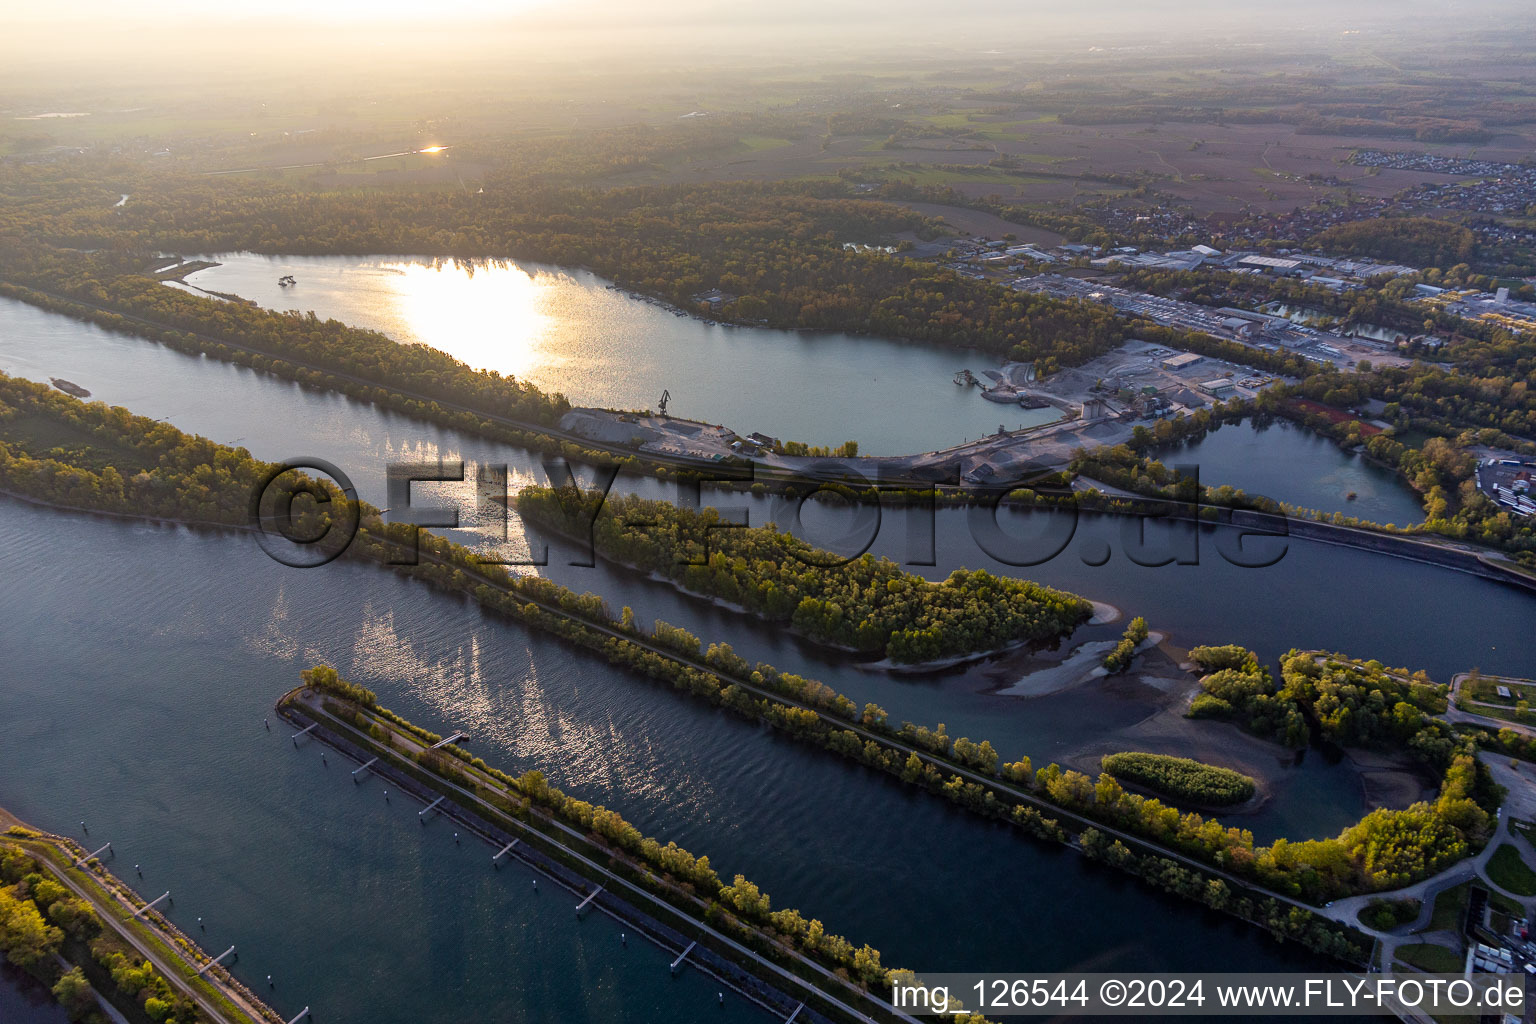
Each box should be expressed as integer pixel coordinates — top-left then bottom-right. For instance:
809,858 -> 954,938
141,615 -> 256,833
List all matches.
278,668 -> 921,1024
4,372 -> 1523,965
513,485 -> 1092,666
1099,752 -> 1257,808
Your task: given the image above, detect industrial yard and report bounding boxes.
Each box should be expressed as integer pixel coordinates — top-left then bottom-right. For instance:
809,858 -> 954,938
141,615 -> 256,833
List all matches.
1012,273 -> 1419,369
560,339 -> 1280,485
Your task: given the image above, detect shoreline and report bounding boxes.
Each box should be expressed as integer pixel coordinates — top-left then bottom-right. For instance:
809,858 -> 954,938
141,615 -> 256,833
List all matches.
275,688 -> 888,1024
518,504 -> 1097,673
4,279 -> 1533,597
0,807 -> 285,1024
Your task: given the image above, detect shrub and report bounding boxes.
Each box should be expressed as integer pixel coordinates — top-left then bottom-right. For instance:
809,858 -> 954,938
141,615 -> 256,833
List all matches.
1101,752 -> 1256,806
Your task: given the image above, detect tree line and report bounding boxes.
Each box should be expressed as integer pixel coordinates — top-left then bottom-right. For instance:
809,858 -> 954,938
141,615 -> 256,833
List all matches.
514,486 -> 1092,664
0,381 -> 1436,949
1099,753 -> 1255,807
0,172 -> 1136,368
1,835 -> 205,1024
296,666 -> 894,990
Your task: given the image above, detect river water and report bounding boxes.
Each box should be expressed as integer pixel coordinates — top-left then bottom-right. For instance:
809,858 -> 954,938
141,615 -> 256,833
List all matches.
2,294 -> 1530,1021
174,253 -> 1059,455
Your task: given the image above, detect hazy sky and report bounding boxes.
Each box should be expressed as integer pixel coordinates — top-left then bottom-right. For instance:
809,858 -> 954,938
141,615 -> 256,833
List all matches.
7,0 -> 1521,26
2,0 -> 1524,80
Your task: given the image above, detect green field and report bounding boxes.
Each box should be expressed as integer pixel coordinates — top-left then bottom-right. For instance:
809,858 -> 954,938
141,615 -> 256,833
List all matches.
1424,881 -> 1470,933
1486,844 -> 1536,896
1394,942 -> 1464,972
738,135 -> 794,151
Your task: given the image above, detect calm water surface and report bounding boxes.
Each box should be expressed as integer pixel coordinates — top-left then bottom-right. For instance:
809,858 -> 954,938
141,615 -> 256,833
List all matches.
2,295 -> 1530,832
0,964 -> 72,1024
1163,418 -> 1425,526
177,253 -> 1058,454
1,294 -> 1529,1020
0,503 -> 1336,1024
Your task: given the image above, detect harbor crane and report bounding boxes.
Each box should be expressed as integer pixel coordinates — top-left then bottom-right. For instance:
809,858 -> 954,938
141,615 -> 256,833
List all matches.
657,389 -> 671,417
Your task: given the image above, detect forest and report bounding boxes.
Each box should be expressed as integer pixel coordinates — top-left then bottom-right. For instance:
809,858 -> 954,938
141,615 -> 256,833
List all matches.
1310,217 -> 1479,268
1182,646 -> 1496,892
513,485 -> 1092,663
0,170 -> 1131,368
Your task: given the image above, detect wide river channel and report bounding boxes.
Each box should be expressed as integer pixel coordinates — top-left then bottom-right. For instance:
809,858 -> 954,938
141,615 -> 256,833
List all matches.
0,289 -> 1525,1023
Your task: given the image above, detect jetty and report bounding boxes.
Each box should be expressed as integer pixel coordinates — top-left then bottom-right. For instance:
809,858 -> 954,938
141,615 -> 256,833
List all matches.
74,842 -> 112,867
670,940 -> 697,975
0,805 -> 293,1024
427,731 -> 468,750
276,685 -> 921,1024
197,946 -> 237,976
132,892 -> 171,919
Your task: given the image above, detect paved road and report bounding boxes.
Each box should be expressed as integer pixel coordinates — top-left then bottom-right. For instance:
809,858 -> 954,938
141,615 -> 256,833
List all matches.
0,820 -> 277,1024
1448,672 -> 1536,738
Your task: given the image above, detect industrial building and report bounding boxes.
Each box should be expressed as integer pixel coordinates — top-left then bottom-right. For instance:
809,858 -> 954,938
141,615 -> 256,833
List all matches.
1234,255 -> 1305,275
1160,352 -> 1203,371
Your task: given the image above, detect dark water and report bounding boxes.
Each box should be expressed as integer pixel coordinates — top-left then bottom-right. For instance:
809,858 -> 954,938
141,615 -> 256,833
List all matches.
0,503 -> 1334,1024
1,294 -> 1531,836
1161,418 -> 1425,526
0,295 -> 1528,1020
0,964 -> 71,1024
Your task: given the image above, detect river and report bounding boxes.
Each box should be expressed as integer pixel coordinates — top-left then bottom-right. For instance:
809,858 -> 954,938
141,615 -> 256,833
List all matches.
3,294 -> 1532,1021
172,252 -> 1059,455
0,501 -> 1340,1024
1,293 -> 1529,830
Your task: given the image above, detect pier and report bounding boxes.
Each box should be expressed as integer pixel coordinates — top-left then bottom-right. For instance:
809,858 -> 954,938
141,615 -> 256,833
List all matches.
196,946 -> 237,976
291,723 -> 317,746
131,892 -> 171,919
285,1009 -> 310,1024
276,689 -> 921,1024
351,757 -> 378,779
670,940 -> 696,975
427,731 -> 468,750
73,842 -> 112,868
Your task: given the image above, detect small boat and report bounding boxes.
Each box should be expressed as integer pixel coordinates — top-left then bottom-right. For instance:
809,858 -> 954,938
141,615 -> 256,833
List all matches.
278,275 -> 297,286
50,378 -> 91,398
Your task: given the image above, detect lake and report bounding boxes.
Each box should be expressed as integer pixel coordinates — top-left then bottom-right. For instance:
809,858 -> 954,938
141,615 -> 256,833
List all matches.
1162,418 -> 1426,526
174,252 -> 1058,455
0,501 -> 1337,1024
